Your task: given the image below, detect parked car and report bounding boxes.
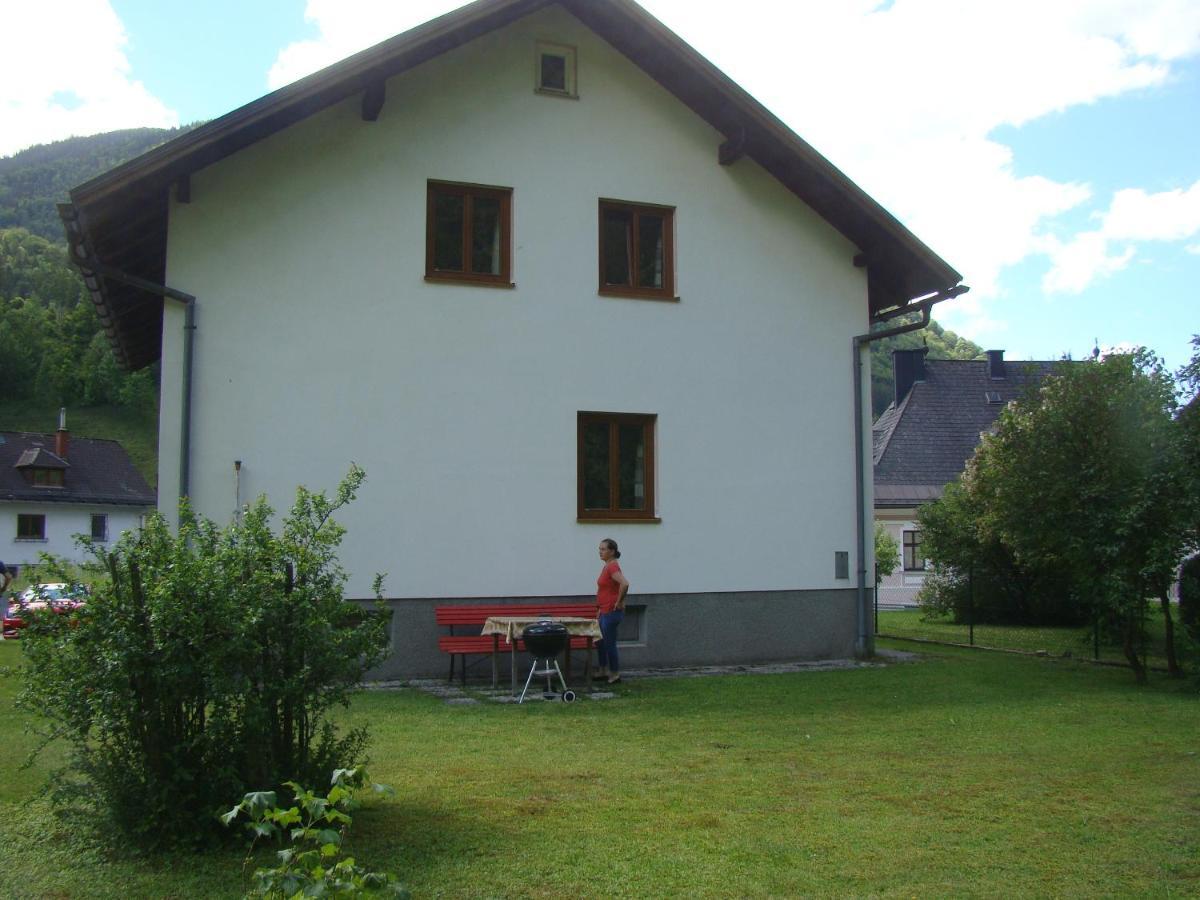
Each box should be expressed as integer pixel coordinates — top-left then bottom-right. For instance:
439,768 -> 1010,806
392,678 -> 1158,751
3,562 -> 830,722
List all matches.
3,583 -> 89,638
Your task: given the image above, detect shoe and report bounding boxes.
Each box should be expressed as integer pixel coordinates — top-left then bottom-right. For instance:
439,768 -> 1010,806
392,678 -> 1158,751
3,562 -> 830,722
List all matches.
607,675 -> 621,685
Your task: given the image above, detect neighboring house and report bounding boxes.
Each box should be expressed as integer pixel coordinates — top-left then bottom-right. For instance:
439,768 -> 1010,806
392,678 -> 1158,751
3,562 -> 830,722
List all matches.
873,348 -> 1056,607
57,0 -> 964,676
1,415 -> 156,570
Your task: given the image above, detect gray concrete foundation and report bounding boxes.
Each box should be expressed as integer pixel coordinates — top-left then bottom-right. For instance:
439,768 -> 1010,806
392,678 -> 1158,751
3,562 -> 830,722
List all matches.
365,589 -> 860,681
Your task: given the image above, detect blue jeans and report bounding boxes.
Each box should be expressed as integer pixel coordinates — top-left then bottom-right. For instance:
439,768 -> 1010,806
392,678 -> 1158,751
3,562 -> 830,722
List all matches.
597,609 -> 624,673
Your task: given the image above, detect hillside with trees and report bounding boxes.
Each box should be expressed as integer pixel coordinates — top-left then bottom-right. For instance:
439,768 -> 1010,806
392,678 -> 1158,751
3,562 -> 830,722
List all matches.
0,129 -> 187,480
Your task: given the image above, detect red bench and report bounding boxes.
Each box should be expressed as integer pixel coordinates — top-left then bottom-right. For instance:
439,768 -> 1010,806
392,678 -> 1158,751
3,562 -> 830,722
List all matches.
435,602 -> 598,687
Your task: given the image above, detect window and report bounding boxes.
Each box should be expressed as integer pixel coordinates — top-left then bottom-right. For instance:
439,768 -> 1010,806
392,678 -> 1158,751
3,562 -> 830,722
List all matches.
30,468 -> 64,486
903,530 -> 924,571
535,42 -> 577,97
598,200 -> 675,300
425,181 -> 513,286
577,412 -> 657,520
17,514 -> 46,541
90,513 -> 108,542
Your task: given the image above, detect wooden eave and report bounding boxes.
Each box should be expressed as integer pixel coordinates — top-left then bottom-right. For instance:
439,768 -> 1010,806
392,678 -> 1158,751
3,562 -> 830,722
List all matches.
61,0 -> 962,371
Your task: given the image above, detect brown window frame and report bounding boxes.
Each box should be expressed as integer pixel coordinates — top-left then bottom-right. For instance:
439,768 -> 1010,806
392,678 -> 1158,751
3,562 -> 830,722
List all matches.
903,529 -> 924,571
577,412 -> 658,521
425,180 -> 513,287
17,514 -> 46,540
30,468 -> 64,487
598,200 -> 676,300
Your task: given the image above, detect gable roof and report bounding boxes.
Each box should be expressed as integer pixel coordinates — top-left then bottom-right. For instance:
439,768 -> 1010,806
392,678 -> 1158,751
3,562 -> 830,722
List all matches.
0,433 -> 155,507
58,0 -> 963,372
873,357 -> 1058,508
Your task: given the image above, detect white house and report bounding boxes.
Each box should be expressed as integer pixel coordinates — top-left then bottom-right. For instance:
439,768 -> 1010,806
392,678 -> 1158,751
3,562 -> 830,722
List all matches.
873,349 -> 1055,607
1,415 -> 155,572
59,0 -> 964,676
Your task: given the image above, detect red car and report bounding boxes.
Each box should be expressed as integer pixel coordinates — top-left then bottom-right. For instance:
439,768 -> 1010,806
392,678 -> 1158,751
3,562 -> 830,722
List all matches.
2,583 -> 88,639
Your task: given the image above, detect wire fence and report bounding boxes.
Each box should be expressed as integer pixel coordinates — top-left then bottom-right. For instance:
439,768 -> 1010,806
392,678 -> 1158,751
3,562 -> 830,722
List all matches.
876,608 -> 1179,670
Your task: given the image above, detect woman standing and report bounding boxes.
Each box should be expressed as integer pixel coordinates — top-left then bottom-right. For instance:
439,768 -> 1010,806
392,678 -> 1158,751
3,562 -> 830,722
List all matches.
595,538 -> 629,685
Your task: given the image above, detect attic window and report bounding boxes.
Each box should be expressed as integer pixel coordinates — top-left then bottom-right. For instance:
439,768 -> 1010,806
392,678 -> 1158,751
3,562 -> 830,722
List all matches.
25,468 -> 65,487
536,42 -> 577,97
985,391 -> 1003,404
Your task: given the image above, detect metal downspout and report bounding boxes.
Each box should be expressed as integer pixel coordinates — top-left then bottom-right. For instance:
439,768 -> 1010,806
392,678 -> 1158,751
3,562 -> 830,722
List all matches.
851,286 -> 968,657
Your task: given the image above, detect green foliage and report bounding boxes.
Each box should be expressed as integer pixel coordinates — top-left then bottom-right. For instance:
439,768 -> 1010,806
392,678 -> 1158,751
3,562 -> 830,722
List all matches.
17,466 -> 391,850
918,482 -> 1084,626
925,350 -> 1193,681
0,128 -> 190,242
873,523 -> 900,585
1180,554 -> 1200,635
223,767 -> 408,898
0,227 -> 159,411
870,318 -> 984,416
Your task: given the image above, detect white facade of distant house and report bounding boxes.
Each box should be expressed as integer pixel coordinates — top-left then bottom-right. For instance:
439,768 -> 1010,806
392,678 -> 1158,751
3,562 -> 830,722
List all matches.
876,509 -> 928,608
157,6 -> 875,603
3,502 -> 147,569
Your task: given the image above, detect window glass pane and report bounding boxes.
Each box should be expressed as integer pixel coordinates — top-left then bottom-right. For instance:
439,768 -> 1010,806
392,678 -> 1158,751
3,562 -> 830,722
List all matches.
471,196 -> 502,275
432,192 -> 464,271
540,54 -> 566,91
582,422 -> 611,510
602,209 -> 632,286
91,514 -> 107,540
637,214 -> 664,289
18,514 -> 45,539
617,423 -> 646,510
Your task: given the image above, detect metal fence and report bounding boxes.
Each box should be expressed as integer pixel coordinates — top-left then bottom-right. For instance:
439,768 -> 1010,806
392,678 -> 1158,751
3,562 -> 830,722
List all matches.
875,608 -> 1180,670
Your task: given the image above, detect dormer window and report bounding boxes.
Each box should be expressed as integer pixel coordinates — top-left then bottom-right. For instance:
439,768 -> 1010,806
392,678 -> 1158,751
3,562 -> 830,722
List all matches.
985,391 -> 1003,405
31,468 -> 65,487
14,446 -> 69,487
536,42 -> 577,98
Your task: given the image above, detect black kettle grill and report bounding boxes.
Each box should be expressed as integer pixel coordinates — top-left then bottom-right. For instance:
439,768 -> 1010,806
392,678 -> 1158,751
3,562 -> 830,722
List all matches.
518,620 -> 576,703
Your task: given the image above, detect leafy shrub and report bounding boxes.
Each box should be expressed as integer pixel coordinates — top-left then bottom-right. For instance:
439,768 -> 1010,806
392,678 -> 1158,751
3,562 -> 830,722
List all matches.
18,466 -> 391,850
223,767 -> 408,898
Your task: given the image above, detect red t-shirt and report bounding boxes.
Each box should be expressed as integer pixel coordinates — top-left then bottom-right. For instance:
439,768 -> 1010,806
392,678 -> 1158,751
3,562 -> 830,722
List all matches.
596,560 -> 623,614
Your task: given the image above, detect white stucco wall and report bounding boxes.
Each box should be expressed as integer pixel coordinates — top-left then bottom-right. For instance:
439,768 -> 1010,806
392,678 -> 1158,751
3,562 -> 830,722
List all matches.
875,509 -> 927,607
1,502 -> 148,568
161,6 -> 871,599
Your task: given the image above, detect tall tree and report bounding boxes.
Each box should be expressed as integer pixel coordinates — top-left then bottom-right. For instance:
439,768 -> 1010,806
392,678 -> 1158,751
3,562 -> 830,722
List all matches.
953,351 -> 1187,682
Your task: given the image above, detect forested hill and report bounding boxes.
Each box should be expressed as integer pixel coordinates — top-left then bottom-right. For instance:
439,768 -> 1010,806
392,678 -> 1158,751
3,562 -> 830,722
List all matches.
0,127 -> 191,241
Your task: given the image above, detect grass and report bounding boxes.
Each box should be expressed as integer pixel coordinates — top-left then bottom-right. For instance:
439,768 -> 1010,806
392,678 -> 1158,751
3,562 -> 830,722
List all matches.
0,399 -> 158,486
877,608 -> 1181,669
0,640 -> 1197,898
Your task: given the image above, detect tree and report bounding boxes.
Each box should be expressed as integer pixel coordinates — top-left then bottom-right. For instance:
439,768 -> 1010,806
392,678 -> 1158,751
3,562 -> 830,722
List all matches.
874,523 -> 900,589
18,466 -> 391,849
962,350 -> 1188,682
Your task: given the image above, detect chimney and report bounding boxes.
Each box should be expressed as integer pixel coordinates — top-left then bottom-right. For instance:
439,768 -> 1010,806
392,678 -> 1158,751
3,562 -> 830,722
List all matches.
892,348 -> 927,406
55,407 -> 69,459
987,350 -> 1006,379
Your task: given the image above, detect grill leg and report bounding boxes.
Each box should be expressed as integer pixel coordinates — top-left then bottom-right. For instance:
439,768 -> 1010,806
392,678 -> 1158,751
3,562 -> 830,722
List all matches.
518,659 -> 541,704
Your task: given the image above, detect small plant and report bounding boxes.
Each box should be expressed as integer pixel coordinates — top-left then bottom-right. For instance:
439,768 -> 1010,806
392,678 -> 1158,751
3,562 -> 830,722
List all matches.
222,767 -> 408,898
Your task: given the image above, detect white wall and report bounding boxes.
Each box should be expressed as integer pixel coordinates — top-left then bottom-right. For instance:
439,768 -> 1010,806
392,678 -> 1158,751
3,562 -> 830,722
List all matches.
1,502 -> 147,568
161,5 -> 869,599
875,509 -> 927,607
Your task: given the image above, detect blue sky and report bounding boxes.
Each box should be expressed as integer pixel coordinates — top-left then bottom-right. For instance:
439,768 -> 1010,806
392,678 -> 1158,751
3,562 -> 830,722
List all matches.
2,0 -> 1197,376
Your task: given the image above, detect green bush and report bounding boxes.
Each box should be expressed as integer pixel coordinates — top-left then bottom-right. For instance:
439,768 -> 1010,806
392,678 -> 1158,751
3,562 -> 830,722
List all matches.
18,466 -> 391,850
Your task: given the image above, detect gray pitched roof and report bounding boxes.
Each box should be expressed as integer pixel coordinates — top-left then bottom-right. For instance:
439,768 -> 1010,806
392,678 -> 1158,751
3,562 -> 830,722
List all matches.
873,358 -> 1058,507
0,432 -> 155,507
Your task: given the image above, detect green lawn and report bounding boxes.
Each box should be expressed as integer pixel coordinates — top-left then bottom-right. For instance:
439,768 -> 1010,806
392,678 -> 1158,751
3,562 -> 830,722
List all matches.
0,640 -> 1197,898
878,608 -> 1180,670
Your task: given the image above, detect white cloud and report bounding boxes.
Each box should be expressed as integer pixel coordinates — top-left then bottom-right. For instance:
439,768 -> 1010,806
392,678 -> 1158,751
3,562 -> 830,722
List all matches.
1042,180 -> 1200,293
0,0 -> 178,158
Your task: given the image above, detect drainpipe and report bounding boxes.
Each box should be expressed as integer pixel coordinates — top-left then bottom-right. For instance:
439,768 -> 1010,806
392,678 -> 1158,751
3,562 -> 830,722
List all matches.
851,285 -> 968,657
74,260 -> 197,503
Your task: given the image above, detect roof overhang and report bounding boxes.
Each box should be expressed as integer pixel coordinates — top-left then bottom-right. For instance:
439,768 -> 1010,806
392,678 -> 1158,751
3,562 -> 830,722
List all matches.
60,0 -> 963,371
